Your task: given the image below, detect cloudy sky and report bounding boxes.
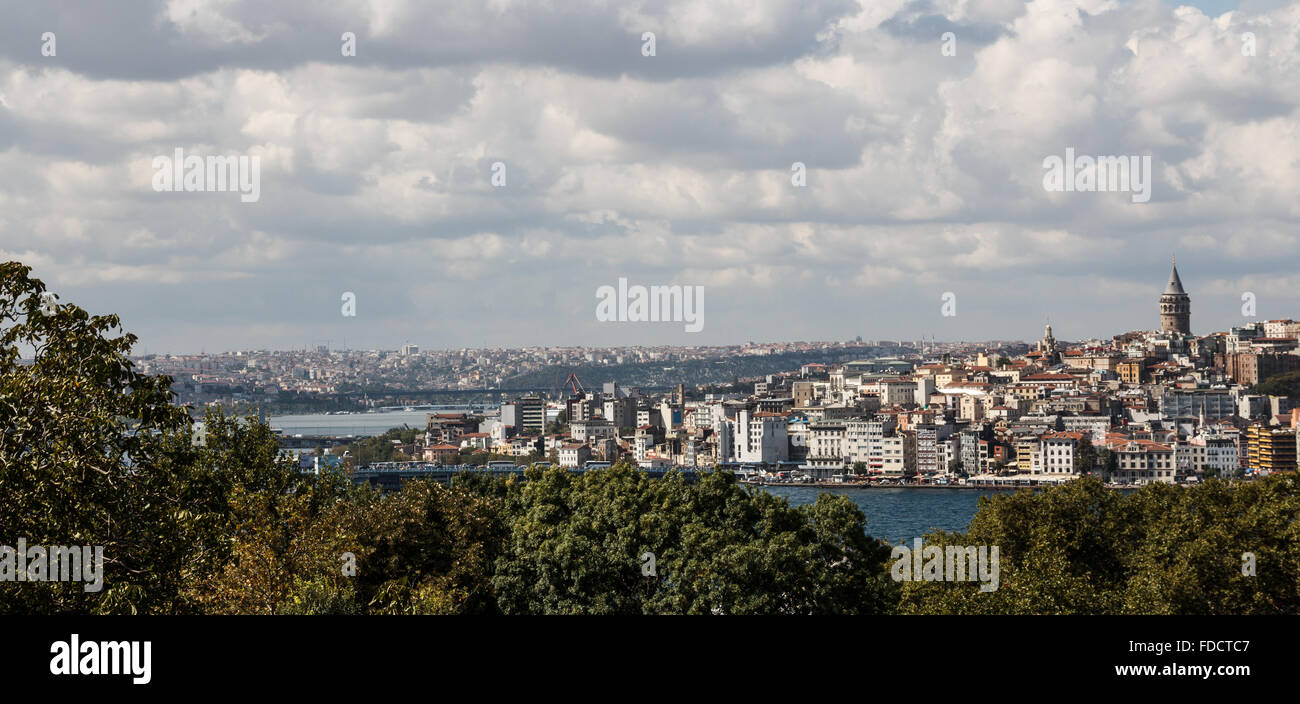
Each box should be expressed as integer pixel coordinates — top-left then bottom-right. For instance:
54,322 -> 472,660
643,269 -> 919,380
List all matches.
0,0 -> 1297,353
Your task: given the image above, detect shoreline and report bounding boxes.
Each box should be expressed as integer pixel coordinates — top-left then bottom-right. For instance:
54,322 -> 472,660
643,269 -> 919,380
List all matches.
744,481 -> 1133,490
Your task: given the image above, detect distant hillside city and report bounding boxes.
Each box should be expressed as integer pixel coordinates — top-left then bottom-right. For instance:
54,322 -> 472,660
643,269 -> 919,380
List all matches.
150,261 -> 1300,486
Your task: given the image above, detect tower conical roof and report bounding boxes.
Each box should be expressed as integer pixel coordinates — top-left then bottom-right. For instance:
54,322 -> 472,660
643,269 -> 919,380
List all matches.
1164,260 -> 1186,295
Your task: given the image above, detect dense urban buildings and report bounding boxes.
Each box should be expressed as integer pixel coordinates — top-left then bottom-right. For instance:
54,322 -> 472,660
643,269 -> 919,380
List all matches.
195,263 -> 1300,486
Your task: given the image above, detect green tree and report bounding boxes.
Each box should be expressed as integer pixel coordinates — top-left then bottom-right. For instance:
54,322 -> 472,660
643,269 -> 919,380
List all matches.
492,463 -> 897,614
1074,436 -> 1097,475
0,263 -> 196,614
345,479 -> 508,614
1252,370 -> 1300,398
897,476 -> 1300,615
1096,448 -> 1118,480
0,263 -> 350,614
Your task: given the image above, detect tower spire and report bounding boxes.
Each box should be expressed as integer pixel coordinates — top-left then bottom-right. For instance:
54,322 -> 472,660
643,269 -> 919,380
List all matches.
1159,256 -> 1191,335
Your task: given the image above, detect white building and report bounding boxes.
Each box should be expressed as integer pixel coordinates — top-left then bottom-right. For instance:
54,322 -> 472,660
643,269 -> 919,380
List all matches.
1180,434 -> 1239,477
732,409 -> 789,464
879,380 -> 916,407
805,422 -> 847,475
1113,441 -> 1176,485
570,419 -> 616,443
878,434 -> 914,477
558,443 -> 591,468
1038,431 -> 1084,475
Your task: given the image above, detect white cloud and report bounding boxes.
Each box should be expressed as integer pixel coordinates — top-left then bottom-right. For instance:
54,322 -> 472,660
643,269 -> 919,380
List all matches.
0,0 -> 1295,351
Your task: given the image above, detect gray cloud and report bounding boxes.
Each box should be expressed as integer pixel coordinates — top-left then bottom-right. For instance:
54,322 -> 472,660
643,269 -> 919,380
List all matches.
0,0 -> 1296,352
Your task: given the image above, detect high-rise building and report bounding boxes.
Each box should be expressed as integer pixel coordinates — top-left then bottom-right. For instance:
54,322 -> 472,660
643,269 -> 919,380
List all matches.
1245,425 -> 1297,473
1159,258 -> 1191,335
516,394 -> 545,433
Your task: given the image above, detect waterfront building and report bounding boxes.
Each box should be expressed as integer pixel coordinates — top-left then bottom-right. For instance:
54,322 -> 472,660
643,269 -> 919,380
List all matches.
804,421 -> 847,477
1038,431 -> 1085,475
1113,440 -> 1177,485
877,433 -> 914,477
732,409 -> 789,464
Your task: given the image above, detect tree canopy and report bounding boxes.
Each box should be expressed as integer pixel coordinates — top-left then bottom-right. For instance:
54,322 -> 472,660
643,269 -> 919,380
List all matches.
897,475 -> 1300,614
1252,370 -> 1300,398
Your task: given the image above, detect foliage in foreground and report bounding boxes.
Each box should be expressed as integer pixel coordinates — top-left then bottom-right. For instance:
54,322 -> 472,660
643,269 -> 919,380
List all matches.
4,260 -> 1299,615
897,475 -> 1300,614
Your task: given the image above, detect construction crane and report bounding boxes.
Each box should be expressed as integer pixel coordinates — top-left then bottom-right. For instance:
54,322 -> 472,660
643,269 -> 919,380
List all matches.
563,372 -> 586,396
551,370 -> 587,399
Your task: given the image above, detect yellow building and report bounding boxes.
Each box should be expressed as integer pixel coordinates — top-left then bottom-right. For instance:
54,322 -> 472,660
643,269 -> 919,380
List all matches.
1245,425 -> 1297,473
1016,439 -> 1038,472
1118,359 -> 1147,385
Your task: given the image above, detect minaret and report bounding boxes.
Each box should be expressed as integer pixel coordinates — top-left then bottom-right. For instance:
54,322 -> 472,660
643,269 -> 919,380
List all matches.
1159,256 -> 1191,335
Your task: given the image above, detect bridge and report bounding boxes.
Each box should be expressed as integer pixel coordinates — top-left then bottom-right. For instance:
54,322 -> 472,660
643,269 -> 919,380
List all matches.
277,435 -> 358,449
351,462 -> 701,492
371,403 -> 502,413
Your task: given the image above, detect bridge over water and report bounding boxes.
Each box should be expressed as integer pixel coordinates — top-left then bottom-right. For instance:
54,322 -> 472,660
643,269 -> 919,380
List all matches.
351,462 -> 700,492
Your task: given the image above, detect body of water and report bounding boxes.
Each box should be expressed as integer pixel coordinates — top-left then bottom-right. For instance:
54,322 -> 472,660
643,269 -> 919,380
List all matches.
272,411 -> 1018,542
758,486 -> 1011,544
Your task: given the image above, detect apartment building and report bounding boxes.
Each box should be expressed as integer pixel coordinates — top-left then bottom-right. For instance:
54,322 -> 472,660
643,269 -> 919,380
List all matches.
1113,440 -> 1176,484
913,423 -> 956,476
877,433 -> 915,477
845,417 -> 898,472
1159,388 -> 1237,419
732,409 -> 789,464
1059,414 -> 1111,445
1244,425 -> 1297,473
603,396 -> 637,429
879,379 -> 917,406
1179,434 -> 1239,476
516,394 -> 546,433
557,442 -> 592,468
570,419 -> 616,443
1038,431 -> 1084,475
1224,352 -> 1300,385
805,421 -> 847,476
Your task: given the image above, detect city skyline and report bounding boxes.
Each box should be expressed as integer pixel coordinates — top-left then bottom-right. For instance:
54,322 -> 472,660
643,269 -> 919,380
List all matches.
124,258 -> 1265,356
